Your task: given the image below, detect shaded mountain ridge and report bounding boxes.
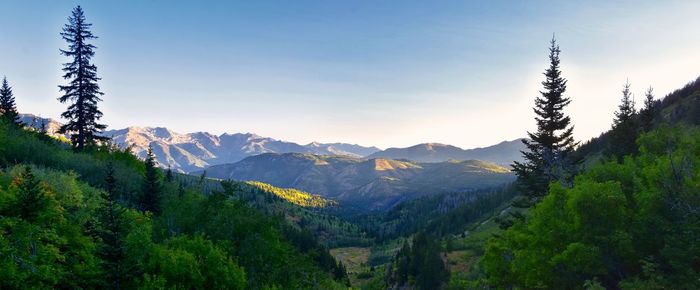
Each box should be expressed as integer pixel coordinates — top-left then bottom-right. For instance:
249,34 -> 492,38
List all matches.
367,139 -> 526,166
202,153 -> 515,210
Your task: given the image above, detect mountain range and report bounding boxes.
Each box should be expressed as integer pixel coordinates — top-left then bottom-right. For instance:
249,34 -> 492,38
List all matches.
101,127 -> 381,172
367,140 -> 525,166
200,153 -> 515,210
19,114 -> 526,173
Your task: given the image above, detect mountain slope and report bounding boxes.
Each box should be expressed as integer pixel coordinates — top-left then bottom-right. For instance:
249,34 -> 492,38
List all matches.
367,139 -> 526,166
0,119 -> 350,289
100,127 -> 380,172
202,153 -> 515,210
18,115 -> 518,172
19,114 -> 63,138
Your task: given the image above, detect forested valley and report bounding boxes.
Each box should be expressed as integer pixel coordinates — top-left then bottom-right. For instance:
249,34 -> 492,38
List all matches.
1,4 -> 699,290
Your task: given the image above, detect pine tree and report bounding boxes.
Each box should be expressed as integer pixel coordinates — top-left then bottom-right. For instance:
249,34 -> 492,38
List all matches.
640,86 -> 656,132
199,170 -> 207,185
57,6 -> 107,151
609,80 -> 639,159
99,163 -> 126,290
142,146 -> 161,213
165,166 -> 174,182
614,80 -> 636,126
16,166 -> 45,220
512,37 -> 577,202
0,76 -> 20,125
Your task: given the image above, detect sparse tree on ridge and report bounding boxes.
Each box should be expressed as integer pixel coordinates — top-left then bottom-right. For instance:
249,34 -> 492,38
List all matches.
57,6 -> 107,150
614,80 -> 636,126
512,36 -> 577,203
0,76 -> 20,125
640,86 -> 656,132
608,80 -> 639,159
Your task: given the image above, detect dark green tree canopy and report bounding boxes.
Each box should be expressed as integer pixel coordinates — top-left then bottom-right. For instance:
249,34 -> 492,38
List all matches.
16,166 -> 46,221
98,163 -> 128,289
608,80 -> 640,159
57,5 -> 107,150
614,80 -> 636,127
640,86 -> 656,132
0,76 -> 20,125
141,145 -> 162,213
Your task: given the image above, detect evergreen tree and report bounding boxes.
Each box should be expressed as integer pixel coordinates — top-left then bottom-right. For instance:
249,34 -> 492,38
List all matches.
165,166 -> 174,182
57,6 -> 106,151
387,234 -> 449,290
609,80 -> 638,159
16,166 -> 45,220
512,37 -> 577,202
99,163 -> 126,289
199,170 -> 207,185
614,80 -> 636,126
142,146 -> 161,213
0,76 -> 20,125
640,86 -> 656,132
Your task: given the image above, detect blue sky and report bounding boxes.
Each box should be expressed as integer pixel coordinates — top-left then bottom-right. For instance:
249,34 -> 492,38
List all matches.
1,1 -> 699,149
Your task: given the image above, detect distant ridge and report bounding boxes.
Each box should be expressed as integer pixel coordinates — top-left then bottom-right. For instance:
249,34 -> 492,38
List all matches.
18,114 -> 524,172
367,139 -> 526,166
202,153 -> 515,210
102,127 -> 381,173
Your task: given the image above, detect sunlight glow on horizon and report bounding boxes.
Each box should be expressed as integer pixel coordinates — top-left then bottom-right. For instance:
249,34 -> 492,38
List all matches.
2,1 -> 699,149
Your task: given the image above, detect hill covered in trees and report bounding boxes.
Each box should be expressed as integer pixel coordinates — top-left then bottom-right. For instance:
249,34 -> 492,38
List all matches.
484,126 -> 700,289
201,153 -> 515,210
0,119 -> 352,289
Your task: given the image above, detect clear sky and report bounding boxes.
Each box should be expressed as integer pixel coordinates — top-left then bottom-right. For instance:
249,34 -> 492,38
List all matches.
1,1 -> 699,149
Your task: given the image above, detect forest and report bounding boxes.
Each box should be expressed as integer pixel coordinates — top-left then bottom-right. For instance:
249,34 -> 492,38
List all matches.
1,4 -> 699,290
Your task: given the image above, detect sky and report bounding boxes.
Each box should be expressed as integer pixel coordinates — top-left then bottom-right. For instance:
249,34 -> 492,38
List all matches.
1,1 -> 699,149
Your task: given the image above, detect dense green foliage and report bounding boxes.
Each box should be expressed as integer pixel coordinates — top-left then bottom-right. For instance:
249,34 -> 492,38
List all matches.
385,232 -> 450,290
227,181 -> 372,248
483,126 -> 700,289
0,120 -> 348,289
243,181 -> 336,208
356,185 -> 517,241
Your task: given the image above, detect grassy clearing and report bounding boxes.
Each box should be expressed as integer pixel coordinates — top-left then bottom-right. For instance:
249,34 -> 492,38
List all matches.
331,247 -> 372,287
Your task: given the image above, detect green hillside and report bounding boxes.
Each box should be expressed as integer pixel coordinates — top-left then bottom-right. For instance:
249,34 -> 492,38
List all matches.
0,121 -> 350,289
203,153 -> 515,211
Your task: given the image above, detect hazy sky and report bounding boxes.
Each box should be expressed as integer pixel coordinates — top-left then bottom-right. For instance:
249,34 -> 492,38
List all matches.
1,1 -> 699,149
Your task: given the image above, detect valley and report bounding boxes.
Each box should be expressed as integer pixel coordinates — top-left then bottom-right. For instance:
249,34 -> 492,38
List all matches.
2,3 -> 699,289
201,153 -> 515,210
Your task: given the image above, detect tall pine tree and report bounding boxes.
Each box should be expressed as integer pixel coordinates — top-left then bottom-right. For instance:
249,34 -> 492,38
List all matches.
57,6 -> 107,151
512,37 -> 577,202
608,80 -> 638,160
141,146 -> 161,213
98,163 -> 126,290
639,86 -> 656,132
614,80 -> 636,126
0,76 -> 20,125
